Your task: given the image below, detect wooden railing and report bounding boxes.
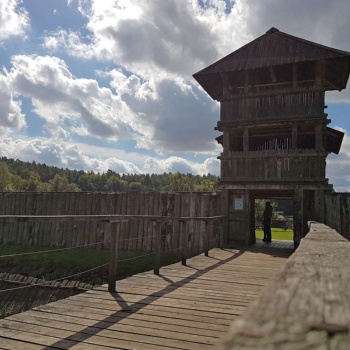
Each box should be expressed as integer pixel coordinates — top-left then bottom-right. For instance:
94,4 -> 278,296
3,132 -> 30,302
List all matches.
0,214 -> 225,292
218,222 -> 350,349
220,150 -> 326,182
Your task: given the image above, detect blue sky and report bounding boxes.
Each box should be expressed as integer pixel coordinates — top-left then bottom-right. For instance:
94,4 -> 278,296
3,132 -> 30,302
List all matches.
0,0 -> 350,191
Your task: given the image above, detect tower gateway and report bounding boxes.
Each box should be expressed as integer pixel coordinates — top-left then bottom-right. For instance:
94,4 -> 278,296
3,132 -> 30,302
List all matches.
193,28 -> 350,246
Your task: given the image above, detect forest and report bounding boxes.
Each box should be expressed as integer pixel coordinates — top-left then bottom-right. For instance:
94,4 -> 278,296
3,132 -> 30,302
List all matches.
0,157 -> 218,192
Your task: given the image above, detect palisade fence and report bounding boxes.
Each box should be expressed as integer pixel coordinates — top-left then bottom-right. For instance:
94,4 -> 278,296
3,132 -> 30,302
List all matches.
0,191 -> 222,256
325,192 -> 350,241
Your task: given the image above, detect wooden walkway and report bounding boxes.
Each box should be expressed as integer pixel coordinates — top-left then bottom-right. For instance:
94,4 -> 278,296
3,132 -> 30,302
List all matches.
0,243 -> 293,349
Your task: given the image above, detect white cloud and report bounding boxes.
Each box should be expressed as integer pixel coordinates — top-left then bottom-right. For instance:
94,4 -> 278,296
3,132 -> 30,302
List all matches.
244,0 -> 350,48
43,0 -> 250,80
144,155 -> 220,175
109,72 -> 220,153
0,0 -> 29,42
0,137 -> 219,175
5,54 -> 133,140
327,131 -> 350,192
0,73 -> 26,130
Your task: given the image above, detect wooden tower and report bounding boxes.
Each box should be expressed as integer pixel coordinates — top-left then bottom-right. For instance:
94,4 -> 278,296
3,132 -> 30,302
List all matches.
193,28 -> 350,246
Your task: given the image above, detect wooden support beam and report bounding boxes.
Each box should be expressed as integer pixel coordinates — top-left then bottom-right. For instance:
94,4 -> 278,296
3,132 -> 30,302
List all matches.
181,220 -> 188,266
153,221 -> 162,275
204,220 -> 210,257
108,222 -> 121,292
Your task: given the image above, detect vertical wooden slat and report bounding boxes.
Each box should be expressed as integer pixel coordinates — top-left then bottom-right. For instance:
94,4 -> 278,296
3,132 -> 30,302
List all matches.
85,192 -> 93,248
146,192 -> 155,252
173,193 -> 181,253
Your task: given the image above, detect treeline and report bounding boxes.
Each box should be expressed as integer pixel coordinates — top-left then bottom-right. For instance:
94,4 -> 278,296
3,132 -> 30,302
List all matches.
0,157 -> 218,192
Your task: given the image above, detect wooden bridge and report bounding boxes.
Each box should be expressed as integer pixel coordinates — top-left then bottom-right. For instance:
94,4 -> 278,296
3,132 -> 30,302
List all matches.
0,241 -> 293,349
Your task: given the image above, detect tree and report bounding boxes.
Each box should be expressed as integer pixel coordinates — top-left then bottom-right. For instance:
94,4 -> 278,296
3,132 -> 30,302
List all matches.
0,162 -> 13,191
106,176 -> 128,192
169,172 -> 192,191
48,175 -> 80,192
193,179 -> 216,192
128,182 -> 142,191
255,199 -> 278,223
22,171 -> 42,191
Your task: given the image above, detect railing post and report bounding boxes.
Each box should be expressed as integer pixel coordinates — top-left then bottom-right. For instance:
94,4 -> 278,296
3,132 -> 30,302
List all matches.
108,221 -> 120,292
204,220 -> 210,256
153,220 -> 162,275
219,218 -> 226,248
181,220 -> 188,266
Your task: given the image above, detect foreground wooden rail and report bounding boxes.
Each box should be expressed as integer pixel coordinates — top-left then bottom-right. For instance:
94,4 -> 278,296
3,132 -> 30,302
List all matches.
218,222 -> 350,349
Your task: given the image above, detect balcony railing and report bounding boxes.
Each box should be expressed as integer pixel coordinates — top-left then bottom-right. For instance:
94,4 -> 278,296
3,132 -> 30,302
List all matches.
220,150 -> 326,182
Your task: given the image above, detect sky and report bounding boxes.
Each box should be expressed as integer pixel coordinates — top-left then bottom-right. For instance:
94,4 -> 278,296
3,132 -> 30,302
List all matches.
0,0 -> 350,191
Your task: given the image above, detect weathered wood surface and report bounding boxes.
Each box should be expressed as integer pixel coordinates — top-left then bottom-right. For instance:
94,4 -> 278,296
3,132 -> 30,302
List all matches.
218,223 -> 350,350
0,192 -> 222,253
325,192 -> 350,241
0,246 -> 291,349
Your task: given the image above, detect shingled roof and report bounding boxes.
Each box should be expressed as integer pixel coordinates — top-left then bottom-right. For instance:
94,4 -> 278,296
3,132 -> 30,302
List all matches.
193,28 -> 350,100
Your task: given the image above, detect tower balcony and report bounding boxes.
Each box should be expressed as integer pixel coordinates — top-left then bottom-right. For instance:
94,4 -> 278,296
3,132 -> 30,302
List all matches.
219,150 -> 327,183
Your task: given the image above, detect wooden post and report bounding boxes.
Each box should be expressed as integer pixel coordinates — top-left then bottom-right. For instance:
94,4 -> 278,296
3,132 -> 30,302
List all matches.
204,220 -> 210,256
219,217 -> 225,248
153,221 -> 162,275
181,220 -> 188,266
108,222 -> 120,292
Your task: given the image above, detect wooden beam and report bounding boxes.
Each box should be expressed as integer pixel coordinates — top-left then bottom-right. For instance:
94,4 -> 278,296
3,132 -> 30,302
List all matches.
219,223 -> 350,349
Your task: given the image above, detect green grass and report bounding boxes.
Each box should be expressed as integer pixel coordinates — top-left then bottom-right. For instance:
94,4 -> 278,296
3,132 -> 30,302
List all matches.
0,246 -> 181,285
255,228 -> 293,241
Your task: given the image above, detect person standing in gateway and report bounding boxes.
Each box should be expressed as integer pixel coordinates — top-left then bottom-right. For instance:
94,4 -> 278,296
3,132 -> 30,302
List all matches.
262,201 -> 273,243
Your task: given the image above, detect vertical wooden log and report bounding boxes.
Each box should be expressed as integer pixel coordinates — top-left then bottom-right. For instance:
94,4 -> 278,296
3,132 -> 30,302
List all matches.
219,218 -> 225,248
201,194 -> 210,252
173,193 -> 181,253
181,220 -> 188,266
204,220 -> 209,257
108,222 -> 120,292
85,192 -> 93,248
153,221 -> 162,275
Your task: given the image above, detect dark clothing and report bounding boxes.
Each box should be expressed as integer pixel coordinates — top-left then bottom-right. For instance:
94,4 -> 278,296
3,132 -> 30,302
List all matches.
263,203 -> 273,242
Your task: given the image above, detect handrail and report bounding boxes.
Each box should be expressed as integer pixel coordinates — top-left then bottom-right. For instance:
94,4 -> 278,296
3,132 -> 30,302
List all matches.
0,214 -> 224,223
218,222 -> 350,349
0,214 -> 227,293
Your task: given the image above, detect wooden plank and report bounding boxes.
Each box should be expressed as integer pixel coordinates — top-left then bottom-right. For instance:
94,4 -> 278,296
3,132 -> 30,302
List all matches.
0,246 -> 291,349
219,223 -> 350,349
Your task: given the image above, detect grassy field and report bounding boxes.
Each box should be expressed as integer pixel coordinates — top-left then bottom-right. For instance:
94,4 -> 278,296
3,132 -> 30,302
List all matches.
255,227 -> 293,241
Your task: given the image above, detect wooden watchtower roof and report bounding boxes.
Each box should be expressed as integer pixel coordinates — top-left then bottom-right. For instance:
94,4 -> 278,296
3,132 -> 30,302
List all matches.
193,27 -> 350,101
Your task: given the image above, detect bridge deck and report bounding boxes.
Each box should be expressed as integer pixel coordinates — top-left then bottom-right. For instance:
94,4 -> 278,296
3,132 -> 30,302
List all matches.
0,242 -> 293,349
